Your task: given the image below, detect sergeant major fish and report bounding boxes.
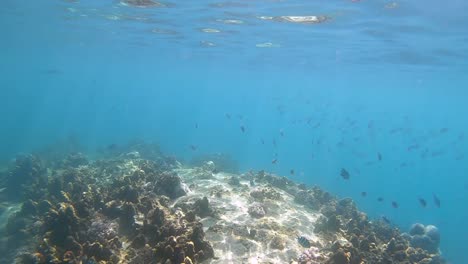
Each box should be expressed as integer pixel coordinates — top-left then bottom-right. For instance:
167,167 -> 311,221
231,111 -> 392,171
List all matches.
340,168 -> 350,180
297,236 -> 311,248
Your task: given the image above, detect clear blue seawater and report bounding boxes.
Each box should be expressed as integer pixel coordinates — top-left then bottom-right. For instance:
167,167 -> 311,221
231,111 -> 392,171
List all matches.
1,0 -> 467,262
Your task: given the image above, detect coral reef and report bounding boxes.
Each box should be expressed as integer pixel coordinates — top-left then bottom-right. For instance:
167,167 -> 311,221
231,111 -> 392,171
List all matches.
190,153 -> 239,173
63,152 -> 89,168
298,246 -> 327,263
153,171 -> 187,199
250,187 -> 282,202
4,154 -> 45,200
248,203 -> 266,218
0,144 -> 446,264
0,147 -> 213,264
406,223 -> 441,254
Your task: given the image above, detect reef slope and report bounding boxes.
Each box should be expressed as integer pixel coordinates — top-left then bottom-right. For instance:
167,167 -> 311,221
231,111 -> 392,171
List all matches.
0,147 -> 446,264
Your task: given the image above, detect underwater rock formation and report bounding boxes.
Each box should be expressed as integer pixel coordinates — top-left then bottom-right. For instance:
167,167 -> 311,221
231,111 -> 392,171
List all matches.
250,187 -> 282,202
0,146 -> 214,264
298,246 -> 327,263
154,171 -> 187,199
62,152 -> 88,168
227,176 -> 240,186
0,145 -> 447,264
406,223 -> 441,254
248,203 -> 266,218
3,154 -> 44,200
190,153 -> 239,173
193,197 -> 215,218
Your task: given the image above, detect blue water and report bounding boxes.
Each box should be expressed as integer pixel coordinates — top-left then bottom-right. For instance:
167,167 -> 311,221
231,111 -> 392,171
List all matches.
1,0 -> 467,262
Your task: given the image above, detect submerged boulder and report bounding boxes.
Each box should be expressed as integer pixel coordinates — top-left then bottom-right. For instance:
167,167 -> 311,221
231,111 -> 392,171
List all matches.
248,203 -> 266,218
154,172 -> 186,199
407,224 -> 440,254
193,197 -> 215,218
4,154 -> 44,200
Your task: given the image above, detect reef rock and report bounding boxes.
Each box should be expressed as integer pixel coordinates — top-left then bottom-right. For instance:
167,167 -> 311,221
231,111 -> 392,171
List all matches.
248,203 -> 266,218
154,171 -> 186,199
0,145 -> 448,264
407,223 -> 440,253
250,187 -> 282,202
191,153 -> 239,173
63,152 -> 88,167
193,197 -> 215,218
5,154 -> 44,200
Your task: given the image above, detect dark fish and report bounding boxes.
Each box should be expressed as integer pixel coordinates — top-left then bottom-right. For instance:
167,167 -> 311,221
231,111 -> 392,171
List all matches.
273,139 -> 277,147
41,69 -> 62,75
361,191 -> 367,197
340,168 -> 350,180
195,123 -> 198,129
418,198 -> 427,208
290,169 -> 295,175
407,144 -> 420,151
378,152 -> 382,161
391,201 -> 399,208
261,139 -> 265,145
297,236 -> 311,248
382,216 -> 390,224
225,113 -> 231,119
272,159 -> 277,164
280,129 -> 284,137
107,143 -> 118,150
240,126 -> 245,133
276,105 -> 285,115
189,145 -> 197,151
431,151 -> 444,157
440,128 -> 448,133
377,197 -> 384,202
433,193 -> 441,208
